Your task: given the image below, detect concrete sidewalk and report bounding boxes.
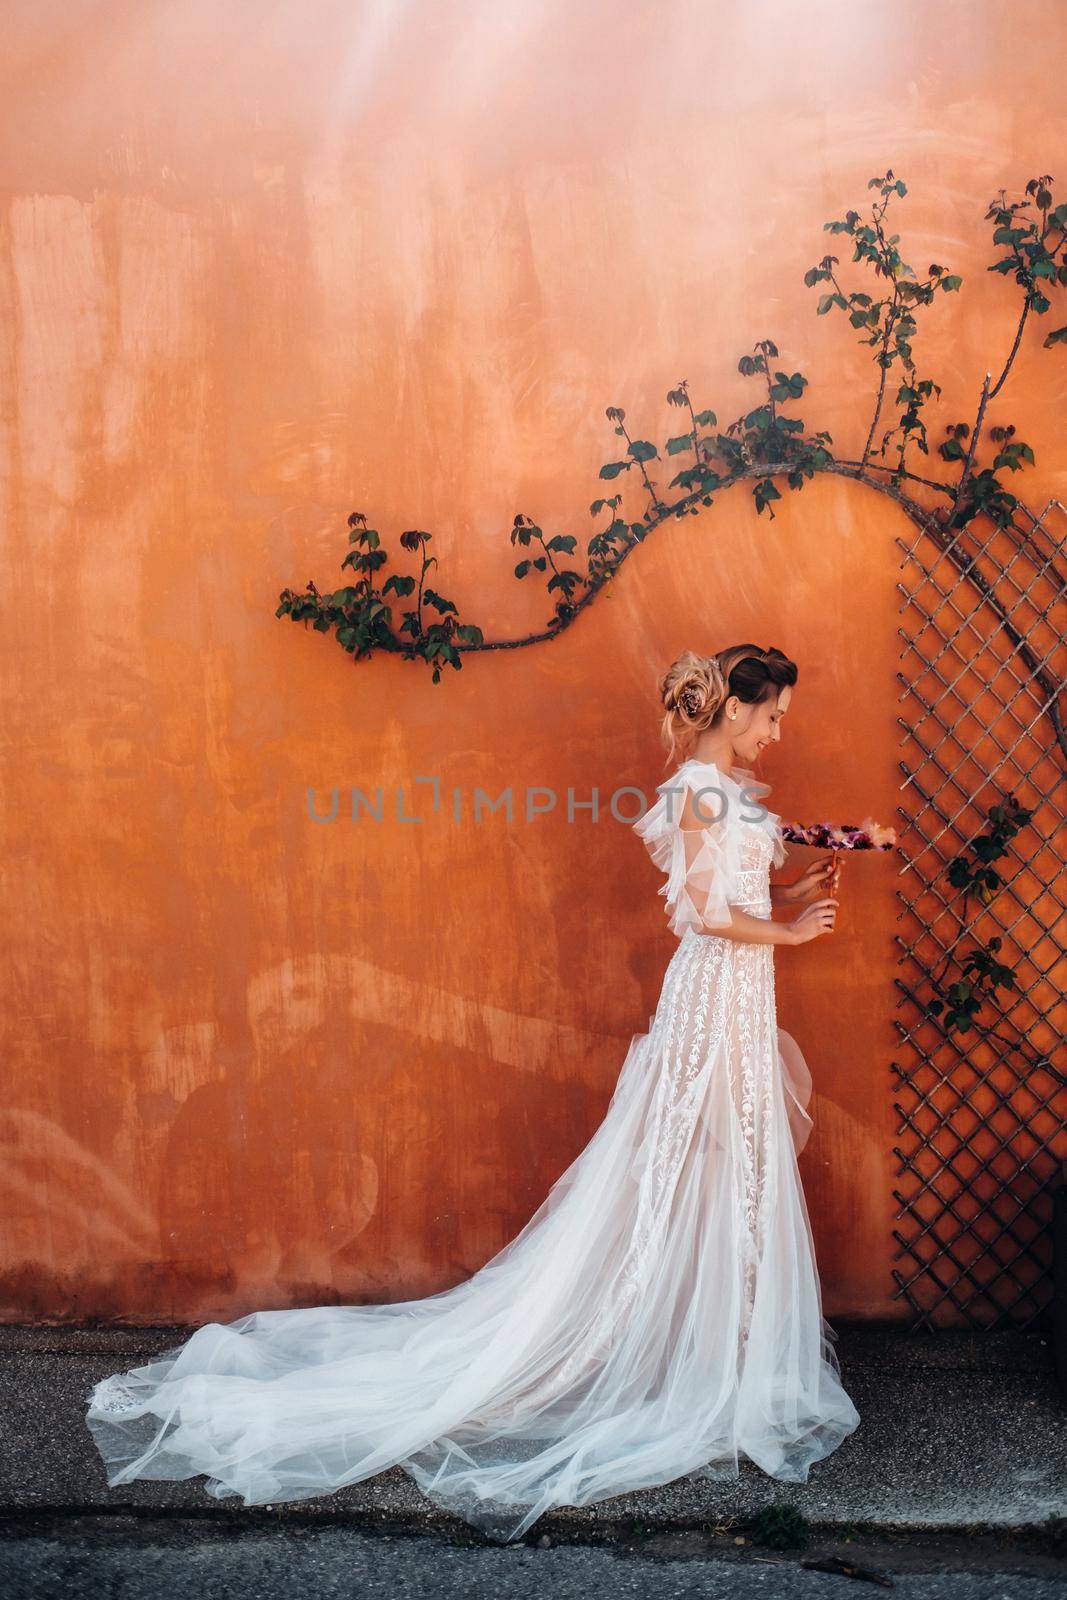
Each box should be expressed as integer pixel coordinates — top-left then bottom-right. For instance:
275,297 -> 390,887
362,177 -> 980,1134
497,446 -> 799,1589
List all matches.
0,1325 -> 1063,1538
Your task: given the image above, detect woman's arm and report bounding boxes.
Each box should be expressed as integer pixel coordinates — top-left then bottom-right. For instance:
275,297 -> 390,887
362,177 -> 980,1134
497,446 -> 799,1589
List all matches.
704,905 -> 799,946
701,898 -> 838,947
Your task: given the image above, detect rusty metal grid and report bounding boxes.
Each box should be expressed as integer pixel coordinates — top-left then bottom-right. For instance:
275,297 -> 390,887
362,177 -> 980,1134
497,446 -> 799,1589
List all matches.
892,499 -> 1067,1329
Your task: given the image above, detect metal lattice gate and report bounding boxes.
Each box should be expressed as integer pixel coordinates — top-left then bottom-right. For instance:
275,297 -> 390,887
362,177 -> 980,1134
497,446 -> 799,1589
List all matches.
893,499 -> 1067,1329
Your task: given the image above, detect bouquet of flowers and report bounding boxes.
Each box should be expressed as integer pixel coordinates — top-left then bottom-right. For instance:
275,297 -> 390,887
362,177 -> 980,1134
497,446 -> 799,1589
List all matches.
779,818 -> 897,899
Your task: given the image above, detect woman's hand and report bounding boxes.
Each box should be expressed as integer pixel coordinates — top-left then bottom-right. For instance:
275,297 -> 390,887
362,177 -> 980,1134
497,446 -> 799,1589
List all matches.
787,896 -> 839,944
782,855 -> 835,905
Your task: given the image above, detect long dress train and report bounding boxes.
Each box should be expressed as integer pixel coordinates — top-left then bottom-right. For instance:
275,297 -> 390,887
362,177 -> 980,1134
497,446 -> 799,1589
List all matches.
84,756 -> 859,1541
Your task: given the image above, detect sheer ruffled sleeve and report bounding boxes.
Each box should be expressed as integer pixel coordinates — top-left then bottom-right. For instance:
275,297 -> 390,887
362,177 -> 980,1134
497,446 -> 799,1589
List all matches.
632,764 -> 745,936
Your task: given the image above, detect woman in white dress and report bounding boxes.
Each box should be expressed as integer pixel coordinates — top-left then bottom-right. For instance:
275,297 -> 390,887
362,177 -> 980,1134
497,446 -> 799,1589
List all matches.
85,642 -> 859,1541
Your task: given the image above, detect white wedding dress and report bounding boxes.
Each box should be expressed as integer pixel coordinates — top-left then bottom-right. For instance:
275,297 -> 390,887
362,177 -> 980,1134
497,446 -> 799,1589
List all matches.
85,757 -> 859,1541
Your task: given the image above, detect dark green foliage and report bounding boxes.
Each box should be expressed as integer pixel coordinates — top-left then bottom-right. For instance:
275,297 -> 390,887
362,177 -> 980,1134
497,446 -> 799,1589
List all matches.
747,1504 -> 810,1549
276,168 -> 1065,682
923,797 -> 1056,1079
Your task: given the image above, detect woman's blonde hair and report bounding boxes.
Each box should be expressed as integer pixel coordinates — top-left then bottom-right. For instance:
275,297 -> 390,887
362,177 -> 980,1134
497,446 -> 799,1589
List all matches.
657,643 -> 797,767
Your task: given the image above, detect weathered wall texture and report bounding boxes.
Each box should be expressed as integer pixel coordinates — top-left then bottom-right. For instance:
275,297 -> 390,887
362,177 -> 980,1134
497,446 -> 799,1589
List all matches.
1,1 -> 1064,1322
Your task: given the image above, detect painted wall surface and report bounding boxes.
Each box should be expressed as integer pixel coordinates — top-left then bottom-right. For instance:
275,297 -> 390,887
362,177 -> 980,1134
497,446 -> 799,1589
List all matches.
1,0 -> 1065,1323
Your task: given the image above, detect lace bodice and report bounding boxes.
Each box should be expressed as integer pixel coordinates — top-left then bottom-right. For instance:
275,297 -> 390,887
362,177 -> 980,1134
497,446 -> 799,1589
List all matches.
728,825 -> 776,917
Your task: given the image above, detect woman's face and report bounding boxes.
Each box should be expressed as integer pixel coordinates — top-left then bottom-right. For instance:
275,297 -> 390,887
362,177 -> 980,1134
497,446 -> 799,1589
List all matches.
733,685 -> 791,763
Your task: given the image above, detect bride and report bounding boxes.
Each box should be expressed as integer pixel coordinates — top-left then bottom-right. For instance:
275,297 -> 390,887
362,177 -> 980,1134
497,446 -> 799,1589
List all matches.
85,642 -> 859,1541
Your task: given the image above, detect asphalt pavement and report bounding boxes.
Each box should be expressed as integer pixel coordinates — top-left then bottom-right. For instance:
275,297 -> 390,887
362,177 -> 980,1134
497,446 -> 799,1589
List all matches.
0,1324 -> 1063,1597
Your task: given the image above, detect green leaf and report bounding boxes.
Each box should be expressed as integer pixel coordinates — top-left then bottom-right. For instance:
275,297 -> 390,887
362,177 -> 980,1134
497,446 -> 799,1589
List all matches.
666,434 -> 694,455
599,461 -> 630,479
627,439 -> 658,462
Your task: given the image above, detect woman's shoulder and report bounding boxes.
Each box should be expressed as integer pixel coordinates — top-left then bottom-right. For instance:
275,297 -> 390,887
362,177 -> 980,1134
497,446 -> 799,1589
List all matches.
634,757 -> 766,837
632,753 -> 786,878
659,758 -> 783,858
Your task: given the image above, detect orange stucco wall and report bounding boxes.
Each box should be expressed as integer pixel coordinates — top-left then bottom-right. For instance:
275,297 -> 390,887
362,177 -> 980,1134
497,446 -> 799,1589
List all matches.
2,1 -> 1065,1323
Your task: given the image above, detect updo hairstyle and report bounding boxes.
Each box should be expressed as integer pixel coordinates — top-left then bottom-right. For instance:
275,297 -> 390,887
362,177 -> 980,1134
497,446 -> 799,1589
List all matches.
657,643 -> 797,767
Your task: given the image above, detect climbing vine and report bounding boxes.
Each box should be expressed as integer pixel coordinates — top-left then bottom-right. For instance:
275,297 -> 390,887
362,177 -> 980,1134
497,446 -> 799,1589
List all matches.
925,796 -> 1062,1084
276,169 -> 1067,737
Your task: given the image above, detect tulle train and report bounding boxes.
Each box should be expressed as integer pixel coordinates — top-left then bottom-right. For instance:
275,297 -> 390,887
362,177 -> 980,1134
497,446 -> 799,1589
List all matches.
86,926 -> 859,1542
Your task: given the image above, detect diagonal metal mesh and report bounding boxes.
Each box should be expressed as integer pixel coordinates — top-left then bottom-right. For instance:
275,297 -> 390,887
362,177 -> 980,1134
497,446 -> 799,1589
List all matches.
892,499 -> 1067,1329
